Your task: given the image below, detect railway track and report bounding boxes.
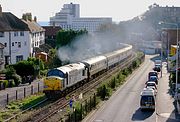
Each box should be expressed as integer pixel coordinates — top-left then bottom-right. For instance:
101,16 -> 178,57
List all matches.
6,53 -> 141,122
22,53 -> 138,122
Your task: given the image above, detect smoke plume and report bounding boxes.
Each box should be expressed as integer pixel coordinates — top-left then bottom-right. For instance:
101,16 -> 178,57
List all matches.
57,31 -> 125,63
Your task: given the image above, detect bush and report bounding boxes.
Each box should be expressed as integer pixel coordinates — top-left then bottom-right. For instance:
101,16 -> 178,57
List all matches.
11,74 -> 22,86
3,80 -> 8,88
97,84 -> 110,100
110,77 -> 116,89
8,79 -> 15,87
0,80 -> 8,90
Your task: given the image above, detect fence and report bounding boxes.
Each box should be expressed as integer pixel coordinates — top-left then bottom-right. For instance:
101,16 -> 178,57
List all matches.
0,81 -> 44,108
65,93 -> 97,122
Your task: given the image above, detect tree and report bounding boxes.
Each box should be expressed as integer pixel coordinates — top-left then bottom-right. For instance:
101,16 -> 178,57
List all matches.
56,29 -> 88,48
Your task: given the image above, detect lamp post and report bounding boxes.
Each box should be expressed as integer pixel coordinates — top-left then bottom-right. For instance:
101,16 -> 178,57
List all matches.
159,21 -> 179,91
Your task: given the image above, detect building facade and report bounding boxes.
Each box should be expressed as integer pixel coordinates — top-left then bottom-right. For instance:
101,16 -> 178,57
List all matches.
0,43 -> 5,70
150,4 -> 180,24
0,5 -> 45,64
161,28 -> 180,56
50,3 -> 112,32
22,13 -> 45,55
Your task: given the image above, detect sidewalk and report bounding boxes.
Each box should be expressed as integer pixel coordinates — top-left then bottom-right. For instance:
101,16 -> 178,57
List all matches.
0,79 -> 44,108
156,61 -> 180,121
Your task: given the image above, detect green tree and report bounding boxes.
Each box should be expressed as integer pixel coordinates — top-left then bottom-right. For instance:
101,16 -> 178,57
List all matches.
56,29 -> 88,48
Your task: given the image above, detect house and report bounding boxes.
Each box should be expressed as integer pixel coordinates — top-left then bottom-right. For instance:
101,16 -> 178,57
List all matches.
22,13 -> 45,55
0,5 -> 30,64
0,5 -> 45,65
42,26 -> 61,48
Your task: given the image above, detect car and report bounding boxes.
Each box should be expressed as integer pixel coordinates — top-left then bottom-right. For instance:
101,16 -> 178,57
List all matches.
153,65 -> 161,72
148,75 -> 158,85
148,71 -> 158,79
140,88 -> 156,110
146,82 -> 157,92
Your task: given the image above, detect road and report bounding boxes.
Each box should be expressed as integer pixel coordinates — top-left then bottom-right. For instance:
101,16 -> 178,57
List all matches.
83,55 -> 179,122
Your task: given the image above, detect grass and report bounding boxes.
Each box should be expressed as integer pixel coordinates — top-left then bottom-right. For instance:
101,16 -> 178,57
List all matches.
0,93 -> 45,121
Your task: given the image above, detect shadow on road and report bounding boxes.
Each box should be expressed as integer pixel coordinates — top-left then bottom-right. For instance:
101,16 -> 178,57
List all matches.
131,108 -> 154,121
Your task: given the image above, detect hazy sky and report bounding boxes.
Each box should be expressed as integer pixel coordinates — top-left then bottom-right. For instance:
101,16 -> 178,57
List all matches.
1,0 -> 180,22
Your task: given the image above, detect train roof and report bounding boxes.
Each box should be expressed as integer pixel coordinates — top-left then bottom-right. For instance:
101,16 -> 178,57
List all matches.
81,55 -> 106,65
56,62 -> 85,73
104,45 -> 132,57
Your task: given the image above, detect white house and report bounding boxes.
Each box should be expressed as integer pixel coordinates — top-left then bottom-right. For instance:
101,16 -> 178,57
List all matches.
22,13 -> 45,55
50,3 -> 112,32
0,5 -> 45,64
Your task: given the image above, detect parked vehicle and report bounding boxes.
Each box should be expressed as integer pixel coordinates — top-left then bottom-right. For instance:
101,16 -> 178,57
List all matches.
148,75 -> 158,85
148,71 -> 158,79
140,88 -> 156,110
153,65 -> 161,72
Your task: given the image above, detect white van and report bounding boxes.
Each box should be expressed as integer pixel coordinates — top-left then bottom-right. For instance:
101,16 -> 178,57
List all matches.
140,88 -> 156,110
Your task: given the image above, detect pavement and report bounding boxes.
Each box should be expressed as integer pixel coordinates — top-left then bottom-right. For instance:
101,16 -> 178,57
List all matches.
0,79 -> 44,107
156,61 -> 180,122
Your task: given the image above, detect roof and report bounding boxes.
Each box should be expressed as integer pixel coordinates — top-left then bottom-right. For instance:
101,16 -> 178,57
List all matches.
141,89 -> 155,96
57,63 -> 85,73
22,20 -> 45,33
0,12 -> 29,31
82,56 -> 106,65
42,26 -> 61,36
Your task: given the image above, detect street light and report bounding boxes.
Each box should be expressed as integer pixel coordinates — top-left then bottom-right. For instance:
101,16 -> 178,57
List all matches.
159,21 -> 179,91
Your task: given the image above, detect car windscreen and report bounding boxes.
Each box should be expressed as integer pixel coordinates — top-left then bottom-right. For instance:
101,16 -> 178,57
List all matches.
150,77 -> 157,81
147,83 -> 155,86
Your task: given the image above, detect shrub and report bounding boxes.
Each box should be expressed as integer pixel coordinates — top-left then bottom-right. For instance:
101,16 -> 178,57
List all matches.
8,79 -> 15,87
3,80 -> 8,88
11,74 -> 22,86
97,84 -> 109,100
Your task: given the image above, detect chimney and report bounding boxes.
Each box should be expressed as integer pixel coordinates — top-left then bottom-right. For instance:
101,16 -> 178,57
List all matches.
22,13 -> 32,21
0,5 -> 2,16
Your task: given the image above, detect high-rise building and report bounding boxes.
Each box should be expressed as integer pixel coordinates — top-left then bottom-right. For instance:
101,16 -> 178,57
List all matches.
50,3 -> 112,32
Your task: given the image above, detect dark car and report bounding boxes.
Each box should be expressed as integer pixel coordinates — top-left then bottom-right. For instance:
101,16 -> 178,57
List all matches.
153,66 -> 161,72
148,76 -> 158,85
148,71 -> 158,79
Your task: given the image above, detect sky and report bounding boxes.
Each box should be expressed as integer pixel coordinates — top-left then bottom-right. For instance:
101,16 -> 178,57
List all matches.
1,0 -> 180,23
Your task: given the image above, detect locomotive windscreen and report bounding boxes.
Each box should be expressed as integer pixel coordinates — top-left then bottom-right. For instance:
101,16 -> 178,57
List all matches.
47,69 -> 66,78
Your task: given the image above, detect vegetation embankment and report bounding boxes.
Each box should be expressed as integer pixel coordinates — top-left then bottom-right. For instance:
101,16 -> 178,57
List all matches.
0,93 -> 45,122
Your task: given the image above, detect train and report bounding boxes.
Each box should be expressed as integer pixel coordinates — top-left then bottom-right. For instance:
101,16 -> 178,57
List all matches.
43,44 -> 133,98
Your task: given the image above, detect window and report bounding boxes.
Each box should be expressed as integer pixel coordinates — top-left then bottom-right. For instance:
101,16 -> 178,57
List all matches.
12,42 -> 14,46
20,31 -> 24,36
4,43 -> 7,47
18,42 -> 21,48
14,32 -> 18,36
0,32 -> 4,37
16,55 -> 23,62
24,41 -> 27,46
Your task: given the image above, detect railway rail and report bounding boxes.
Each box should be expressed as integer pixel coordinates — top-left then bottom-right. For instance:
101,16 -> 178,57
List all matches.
5,52 -> 143,122
23,53 -> 139,122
